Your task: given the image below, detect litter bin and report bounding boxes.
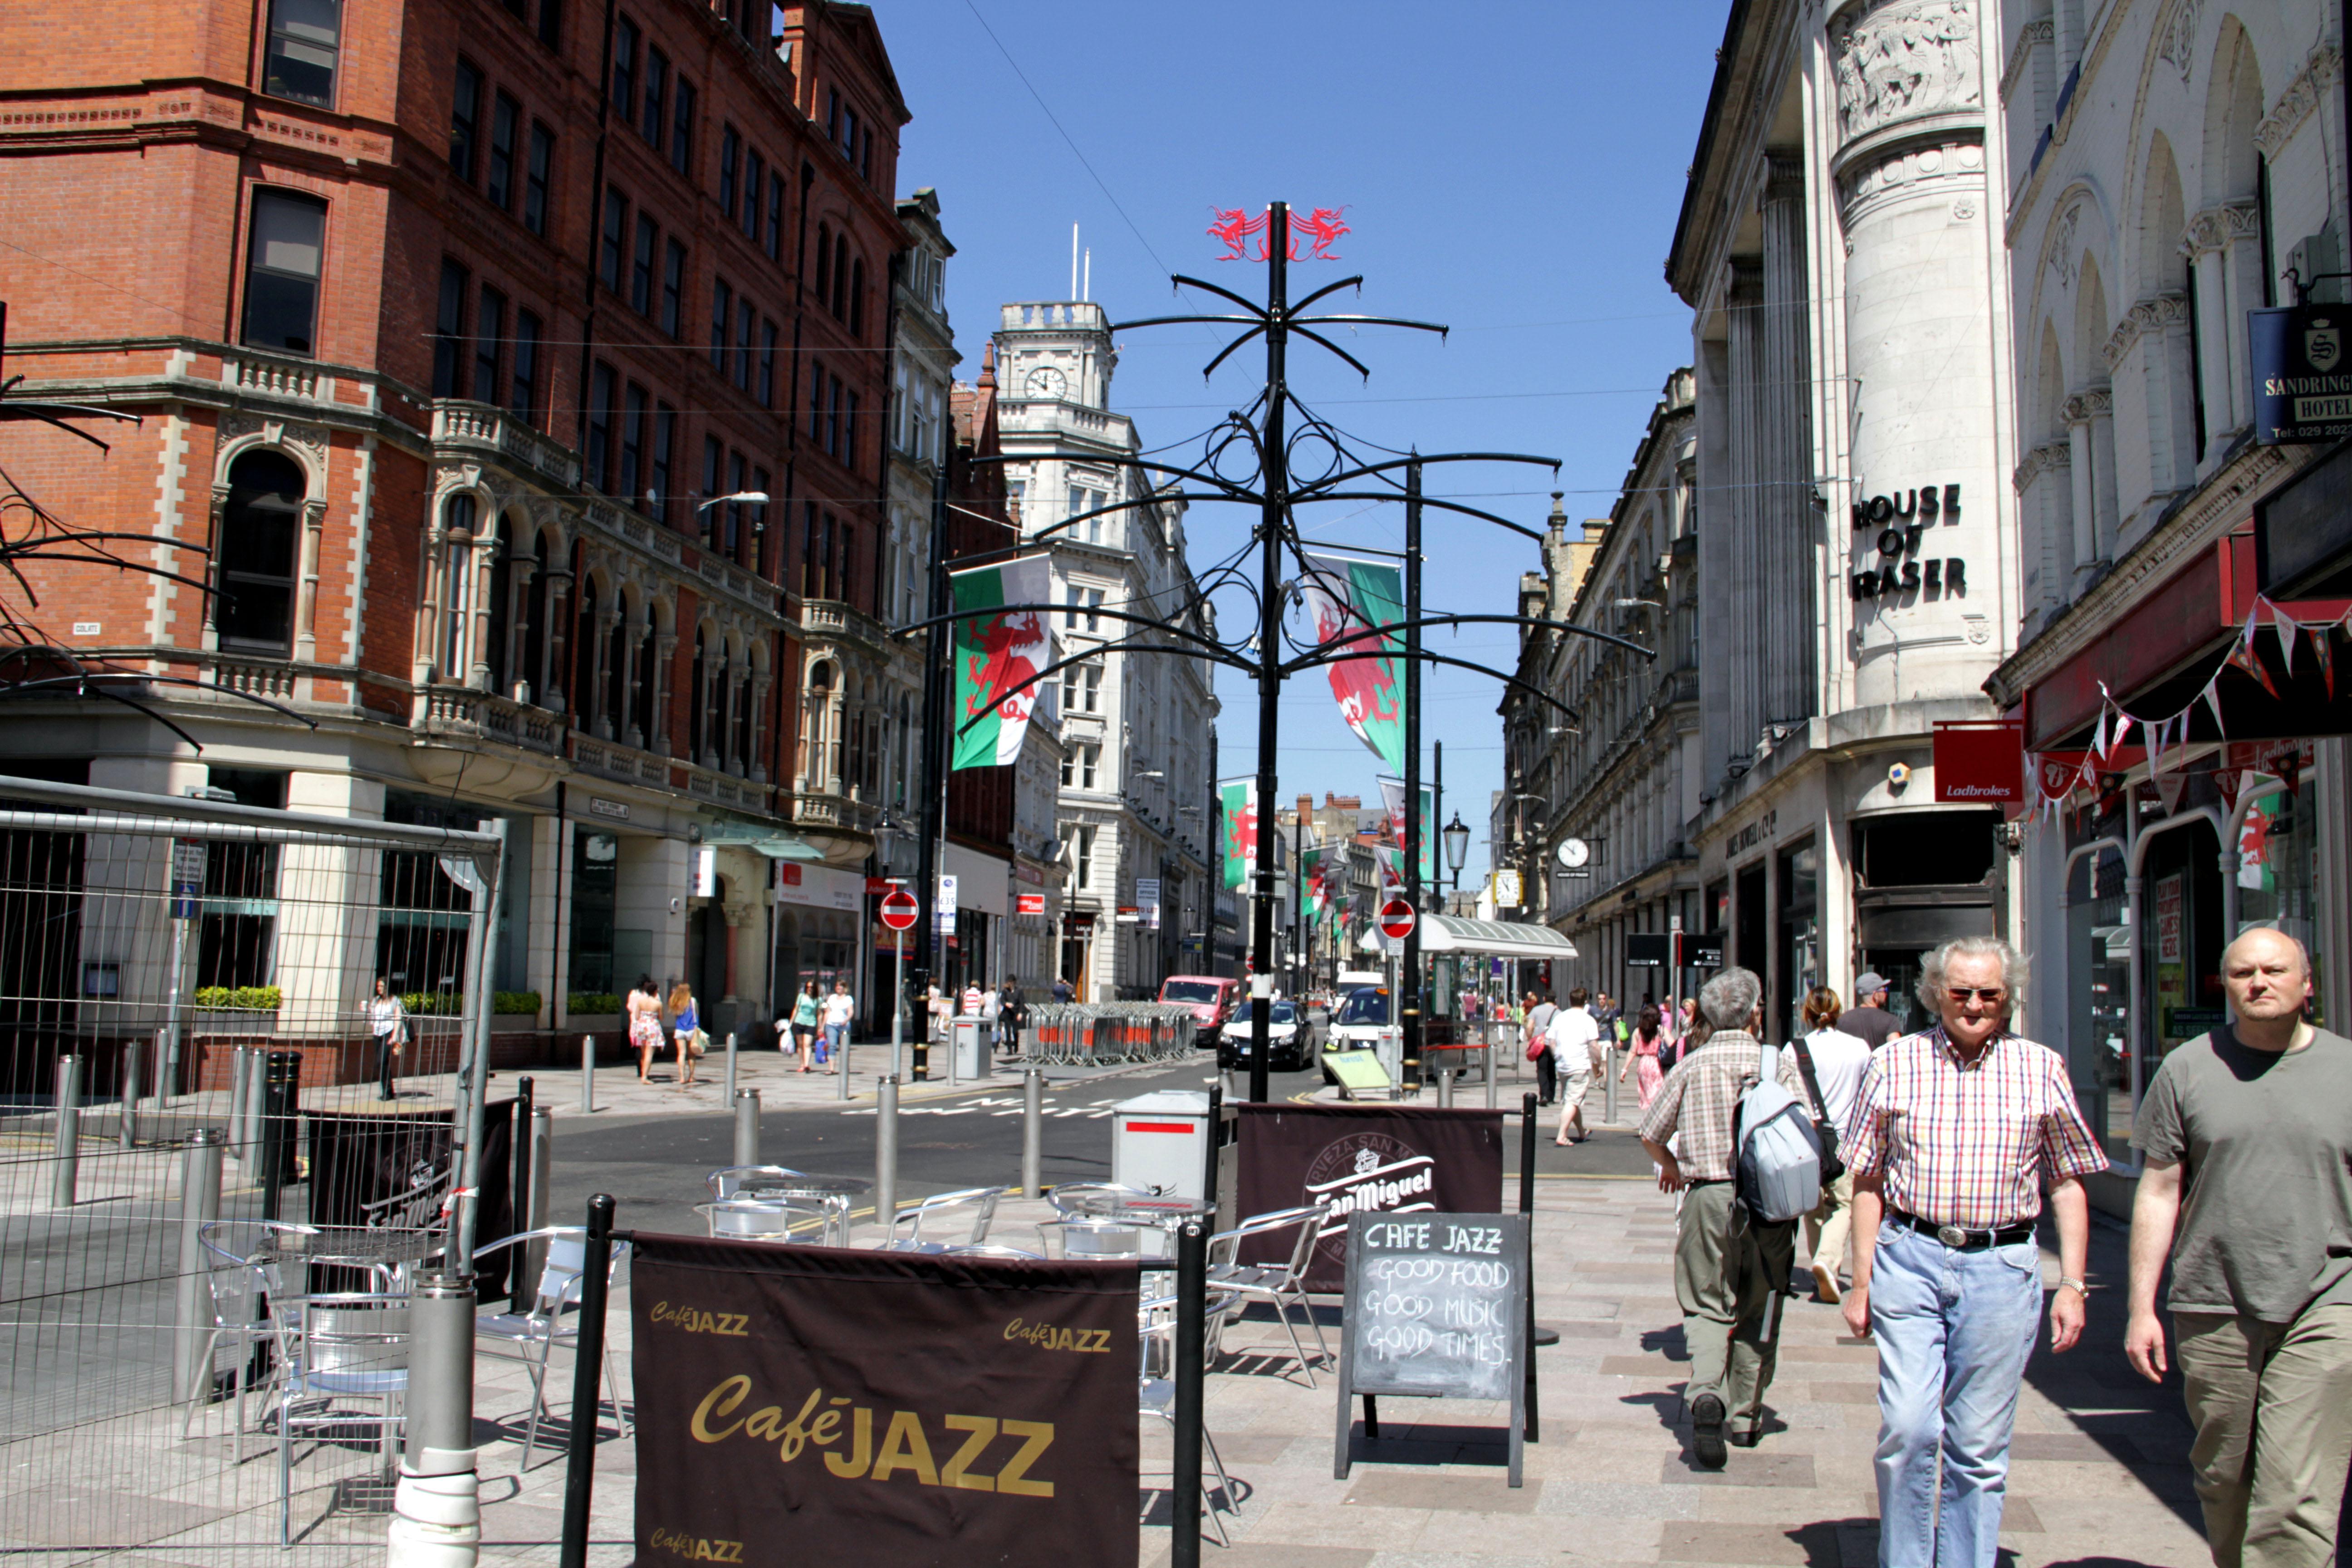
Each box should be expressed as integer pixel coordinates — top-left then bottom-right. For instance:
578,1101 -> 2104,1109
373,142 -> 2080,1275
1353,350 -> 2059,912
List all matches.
1110,1090 -> 1210,1198
951,1015 -> 991,1080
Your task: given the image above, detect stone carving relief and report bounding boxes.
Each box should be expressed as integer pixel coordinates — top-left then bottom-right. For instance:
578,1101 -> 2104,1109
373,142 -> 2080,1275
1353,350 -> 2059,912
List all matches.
2012,440 -> 2073,494
2046,202 -> 2081,287
2102,293 -> 2190,369
1837,138 -> 1984,221
1833,0 -> 1983,145
217,412 -> 329,481
2256,47 -> 2342,158
1999,18 -> 2053,105
2061,387 -> 2113,425
2156,0 -> 2205,86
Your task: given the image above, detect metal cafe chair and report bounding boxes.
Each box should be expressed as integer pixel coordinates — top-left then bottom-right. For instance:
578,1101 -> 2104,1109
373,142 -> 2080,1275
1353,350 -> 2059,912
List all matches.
697,1196 -> 835,1244
882,1186 -> 1005,1250
268,1292 -> 409,1544
1205,1201 -> 1335,1386
1137,1292 -> 1240,1546
470,1227 -> 634,1472
705,1165 -> 807,1201
1044,1181 -> 1154,1217
183,1219 -> 319,1439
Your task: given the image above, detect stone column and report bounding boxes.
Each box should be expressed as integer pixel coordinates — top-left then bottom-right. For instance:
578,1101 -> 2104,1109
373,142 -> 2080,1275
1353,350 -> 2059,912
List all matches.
2218,200 -> 2265,433
468,524 -> 497,692
1758,152 -> 1817,730
2066,407 -> 2098,581
1724,257 -> 1768,765
2185,214 -> 2234,459
293,498 -> 328,665
653,630 -> 677,754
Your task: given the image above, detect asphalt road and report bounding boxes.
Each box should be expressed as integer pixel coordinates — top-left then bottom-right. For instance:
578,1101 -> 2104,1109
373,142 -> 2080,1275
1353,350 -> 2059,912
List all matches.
544,1055 -> 1659,1237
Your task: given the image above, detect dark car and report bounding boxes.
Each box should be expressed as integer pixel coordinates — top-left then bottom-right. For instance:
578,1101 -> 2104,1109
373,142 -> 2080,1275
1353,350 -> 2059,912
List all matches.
1217,999 -> 1317,1073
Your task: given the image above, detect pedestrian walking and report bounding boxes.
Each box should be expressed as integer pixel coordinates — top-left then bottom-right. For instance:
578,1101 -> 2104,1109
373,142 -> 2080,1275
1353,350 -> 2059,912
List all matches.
788,980 -> 820,1072
1552,987 -> 1601,1144
1636,966 -> 1795,1467
1622,1003 -> 1669,1112
368,978 -> 407,1101
667,980 -> 701,1088
820,979 -> 854,1074
1842,936 -> 2106,1568
1524,991 -> 1558,1106
1780,985 -> 1872,1304
1053,974 -> 1074,1004
627,975 -> 663,1082
2126,926 -> 2352,1568
1840,971 -> 1903,1049
961,980 -> 983,1018
998,978 -> 1027,1056
980,980 -> 1002,1052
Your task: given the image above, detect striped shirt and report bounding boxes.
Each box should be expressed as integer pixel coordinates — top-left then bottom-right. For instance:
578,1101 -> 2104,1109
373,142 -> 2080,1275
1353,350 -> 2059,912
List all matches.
1841,1026 -> 2107,1230
1637,1031 -> 1770,1183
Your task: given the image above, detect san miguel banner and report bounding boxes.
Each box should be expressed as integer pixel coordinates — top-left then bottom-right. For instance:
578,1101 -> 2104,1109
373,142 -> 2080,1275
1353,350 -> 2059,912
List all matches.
1300,553 -> 1406,774
632,1237 -> 1138,1566
949,556 -> 1053,770
1233,1103 -> 1504,1293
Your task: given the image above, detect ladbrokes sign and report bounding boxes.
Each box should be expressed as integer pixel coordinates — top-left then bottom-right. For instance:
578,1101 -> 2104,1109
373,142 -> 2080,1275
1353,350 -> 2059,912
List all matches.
1233,1103 -> 1504,1293
632,1238 -> 1138,1565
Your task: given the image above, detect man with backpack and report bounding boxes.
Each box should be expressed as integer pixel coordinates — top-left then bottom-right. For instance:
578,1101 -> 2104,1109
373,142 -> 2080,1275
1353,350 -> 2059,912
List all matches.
1842,936 -> 2105,1568
1636,966 -> 1802,1468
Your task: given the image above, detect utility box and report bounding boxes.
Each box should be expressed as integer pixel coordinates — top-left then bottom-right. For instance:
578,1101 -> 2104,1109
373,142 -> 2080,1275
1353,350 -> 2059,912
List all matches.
952,1015 -> 991,1080
1111,1090 -> 1211,1198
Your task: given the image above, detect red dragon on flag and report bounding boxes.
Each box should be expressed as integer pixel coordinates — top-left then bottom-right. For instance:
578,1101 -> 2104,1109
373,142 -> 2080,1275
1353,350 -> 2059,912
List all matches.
1208,206 -> 1350,262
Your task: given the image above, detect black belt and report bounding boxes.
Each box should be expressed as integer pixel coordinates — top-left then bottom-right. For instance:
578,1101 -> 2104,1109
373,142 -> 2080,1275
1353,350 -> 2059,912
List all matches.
1891,1208 -> 2033,1250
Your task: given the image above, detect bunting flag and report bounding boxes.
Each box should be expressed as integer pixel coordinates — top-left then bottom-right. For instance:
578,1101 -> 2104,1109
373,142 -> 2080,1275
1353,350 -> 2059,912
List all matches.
1218,778 -> 1257,892
2278,606 -> 2298,678
2314,629 -> 2337,699
2226,636 -> 2283,700
2215,766 -> 2244,815
1299,553 -> 1407,774
948,557 -> 1054,770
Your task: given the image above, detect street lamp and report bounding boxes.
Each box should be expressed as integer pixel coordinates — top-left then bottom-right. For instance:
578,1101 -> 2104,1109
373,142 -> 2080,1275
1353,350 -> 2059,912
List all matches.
694,490 -> 770,544
1441,812 -> 1470,903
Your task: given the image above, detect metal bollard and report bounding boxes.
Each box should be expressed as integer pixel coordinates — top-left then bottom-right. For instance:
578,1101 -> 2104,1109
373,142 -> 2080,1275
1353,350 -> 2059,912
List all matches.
52,1054 -> 81,1210
733,1088 -> 760,1167
1436,1067 -> 1455,1108
240,1049 -> 267,1165
173,1129 -> 224,1407
119,1036 -> 143,1150
838,1024 -> 851,1102
874,1075 -> 899,1241
1486,1033 -> 1499,1111
225,1047 -> 250,1157
579,1034 -> 595,1114
1603,1046 -> 1617,1127
723,1031 -> 739,1105
388,1271 -> 481,1568
257,1050 -> 300,1222
1020,1068 -> 1044,1198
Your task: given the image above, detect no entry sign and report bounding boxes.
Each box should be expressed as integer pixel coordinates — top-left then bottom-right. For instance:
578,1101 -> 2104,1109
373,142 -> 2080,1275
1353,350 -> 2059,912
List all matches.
879,888 -> 919,931
1377,897 -> 1415,940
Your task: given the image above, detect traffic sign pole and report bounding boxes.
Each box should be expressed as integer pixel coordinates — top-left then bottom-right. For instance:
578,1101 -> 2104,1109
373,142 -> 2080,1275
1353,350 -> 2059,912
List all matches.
880,887 -> 917,1083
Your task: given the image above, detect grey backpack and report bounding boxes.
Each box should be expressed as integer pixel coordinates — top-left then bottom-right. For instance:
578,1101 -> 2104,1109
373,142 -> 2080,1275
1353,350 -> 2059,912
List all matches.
1732,1044 -> 1822,1224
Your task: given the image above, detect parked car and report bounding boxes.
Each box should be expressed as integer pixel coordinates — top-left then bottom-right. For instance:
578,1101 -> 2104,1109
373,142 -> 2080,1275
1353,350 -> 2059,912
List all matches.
1325,985 -> 1397,1054
1218,998 -> 1317,1072
1158,975 -> 1240,1044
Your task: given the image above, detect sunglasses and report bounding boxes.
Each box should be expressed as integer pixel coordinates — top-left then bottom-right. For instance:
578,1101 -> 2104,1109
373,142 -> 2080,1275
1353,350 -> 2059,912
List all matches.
1945,987 -> 2008,1004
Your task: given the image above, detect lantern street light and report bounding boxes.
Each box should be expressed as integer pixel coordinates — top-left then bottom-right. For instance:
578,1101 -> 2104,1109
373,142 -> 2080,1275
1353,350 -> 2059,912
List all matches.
1442,812 -> 1470,902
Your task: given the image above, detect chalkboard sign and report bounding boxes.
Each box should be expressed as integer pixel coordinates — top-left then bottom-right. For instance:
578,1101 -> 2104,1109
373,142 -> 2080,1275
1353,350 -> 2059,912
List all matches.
1333,1210 -> 1529,1485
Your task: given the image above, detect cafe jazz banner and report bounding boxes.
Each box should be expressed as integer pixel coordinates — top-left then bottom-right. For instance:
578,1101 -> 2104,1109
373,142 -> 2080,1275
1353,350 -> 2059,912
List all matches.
633,1237 -> 1139,1565
1232,1102 -> 1504,1293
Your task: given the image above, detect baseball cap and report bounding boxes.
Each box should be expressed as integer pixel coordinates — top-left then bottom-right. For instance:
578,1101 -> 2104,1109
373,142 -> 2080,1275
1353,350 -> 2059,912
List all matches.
1855,971 -> 1888,995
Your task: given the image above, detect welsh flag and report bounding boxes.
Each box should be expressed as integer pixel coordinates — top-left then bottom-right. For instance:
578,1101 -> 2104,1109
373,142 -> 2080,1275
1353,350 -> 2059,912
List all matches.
1377,774 -> 1437,883
1219,778 -> 1257,891
950,557 -> 1053,770
1299,553 -> 1406,773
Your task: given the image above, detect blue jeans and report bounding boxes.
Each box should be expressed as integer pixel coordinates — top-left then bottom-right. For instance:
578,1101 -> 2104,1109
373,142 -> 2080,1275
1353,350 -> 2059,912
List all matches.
1869,1221 -> 2043,1568
823,1022 -> 848,1060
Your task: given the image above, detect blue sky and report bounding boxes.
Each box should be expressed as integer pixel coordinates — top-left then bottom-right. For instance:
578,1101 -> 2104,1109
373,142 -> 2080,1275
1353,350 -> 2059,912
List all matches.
886,0 -> 1725,874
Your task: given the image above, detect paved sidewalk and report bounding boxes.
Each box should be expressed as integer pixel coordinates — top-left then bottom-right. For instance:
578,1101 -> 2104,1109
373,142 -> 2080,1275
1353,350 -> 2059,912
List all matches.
466,1177 -> 2209,1568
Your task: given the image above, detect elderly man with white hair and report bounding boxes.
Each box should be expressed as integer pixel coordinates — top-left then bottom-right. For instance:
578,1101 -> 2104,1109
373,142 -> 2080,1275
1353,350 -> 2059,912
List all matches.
1842,936 -> 2107,1568
1637,965 -> 1797,1469
2127,926 -> 2352,1568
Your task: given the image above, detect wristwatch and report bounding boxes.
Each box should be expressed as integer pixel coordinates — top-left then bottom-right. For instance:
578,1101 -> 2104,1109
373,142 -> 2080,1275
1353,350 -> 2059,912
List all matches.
2057,1277 -> 2089,1296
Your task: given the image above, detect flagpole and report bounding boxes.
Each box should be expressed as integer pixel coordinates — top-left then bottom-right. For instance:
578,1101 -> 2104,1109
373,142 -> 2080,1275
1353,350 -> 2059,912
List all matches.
1401,456 -> 1424,1094
914,458 -> 951,1058
1245,202 -> 1291,1106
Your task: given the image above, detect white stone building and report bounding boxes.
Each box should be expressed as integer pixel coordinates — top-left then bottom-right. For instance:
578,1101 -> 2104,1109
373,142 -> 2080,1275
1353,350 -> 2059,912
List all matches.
991,302 -> 1219,998
1664,0 -> 2023,1039
1986,0 -> 2352,1196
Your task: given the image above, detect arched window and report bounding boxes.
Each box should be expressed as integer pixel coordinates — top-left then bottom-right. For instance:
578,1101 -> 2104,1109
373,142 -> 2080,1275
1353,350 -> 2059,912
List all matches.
804,659 -> 833,782
689,628 -> 707,759
633,602 -> 658,743
832,234 -> 849,319
849,258 -> 865,338
734,666 -> 753,771
573,576 -> 598,731
439,494 -> 477,681
814,223 -> 832,301
523,533 -> 550,704
216,449 -> 306,652
708,638 -> 730,765
605,592 -> 628,735
487,517 -> 515,693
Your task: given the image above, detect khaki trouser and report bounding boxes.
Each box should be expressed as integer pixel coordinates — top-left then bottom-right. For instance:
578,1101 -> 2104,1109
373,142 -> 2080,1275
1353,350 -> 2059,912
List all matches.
1805,1167 -> 1855,1281
2176,1303 -> 2352,1568
1674,1180 -> 1794,1436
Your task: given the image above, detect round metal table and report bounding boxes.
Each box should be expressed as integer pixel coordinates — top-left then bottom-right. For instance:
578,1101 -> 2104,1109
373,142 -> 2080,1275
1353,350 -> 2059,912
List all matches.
718,1174 -> 872,1245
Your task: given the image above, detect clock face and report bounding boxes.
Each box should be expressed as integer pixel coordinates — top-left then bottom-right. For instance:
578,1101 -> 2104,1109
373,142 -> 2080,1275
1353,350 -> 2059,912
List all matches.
1557,838 -> 1590,868
1025,366 -> 1068,399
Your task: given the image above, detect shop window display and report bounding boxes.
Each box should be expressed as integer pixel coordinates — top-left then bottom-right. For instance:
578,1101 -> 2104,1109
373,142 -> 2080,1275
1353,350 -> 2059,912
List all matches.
2234,777 -> 2324,1025
2065,844 -> 2131,1163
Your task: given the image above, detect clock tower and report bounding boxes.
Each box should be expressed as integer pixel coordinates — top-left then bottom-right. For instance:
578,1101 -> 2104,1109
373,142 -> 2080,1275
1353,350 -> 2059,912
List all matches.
995,300 -> 1116,409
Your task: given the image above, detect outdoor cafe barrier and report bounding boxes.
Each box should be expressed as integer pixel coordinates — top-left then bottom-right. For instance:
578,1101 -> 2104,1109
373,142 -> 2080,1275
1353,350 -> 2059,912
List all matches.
1014,1004 -> 1199,1066
556,1196 -> 1221,1568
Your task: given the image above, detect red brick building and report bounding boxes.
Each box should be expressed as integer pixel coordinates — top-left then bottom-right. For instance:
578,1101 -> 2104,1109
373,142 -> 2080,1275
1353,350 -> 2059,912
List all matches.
0,0 -> 912,1039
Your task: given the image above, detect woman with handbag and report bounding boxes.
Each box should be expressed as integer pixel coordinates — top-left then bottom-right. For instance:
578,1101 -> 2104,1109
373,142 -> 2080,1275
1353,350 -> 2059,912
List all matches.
790,980 -> 821,1072
628,975 -> 663,1082
368,978 -> 407,1100
668,980 -> 701,1088
1779,985 -> 1871,1303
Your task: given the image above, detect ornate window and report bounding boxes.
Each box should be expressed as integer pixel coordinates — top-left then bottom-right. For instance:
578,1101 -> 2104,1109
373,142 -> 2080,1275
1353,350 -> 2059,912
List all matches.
216,450 -> 308,653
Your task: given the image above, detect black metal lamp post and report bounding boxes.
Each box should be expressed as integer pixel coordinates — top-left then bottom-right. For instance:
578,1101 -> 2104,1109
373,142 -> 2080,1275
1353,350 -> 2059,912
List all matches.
1443,812 -> 1471,904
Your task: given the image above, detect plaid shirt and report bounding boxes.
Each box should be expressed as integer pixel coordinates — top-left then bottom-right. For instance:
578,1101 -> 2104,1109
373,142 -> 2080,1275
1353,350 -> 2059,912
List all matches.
1637,1031 -> 1770,1183
1841,1026 -> 2107,1230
